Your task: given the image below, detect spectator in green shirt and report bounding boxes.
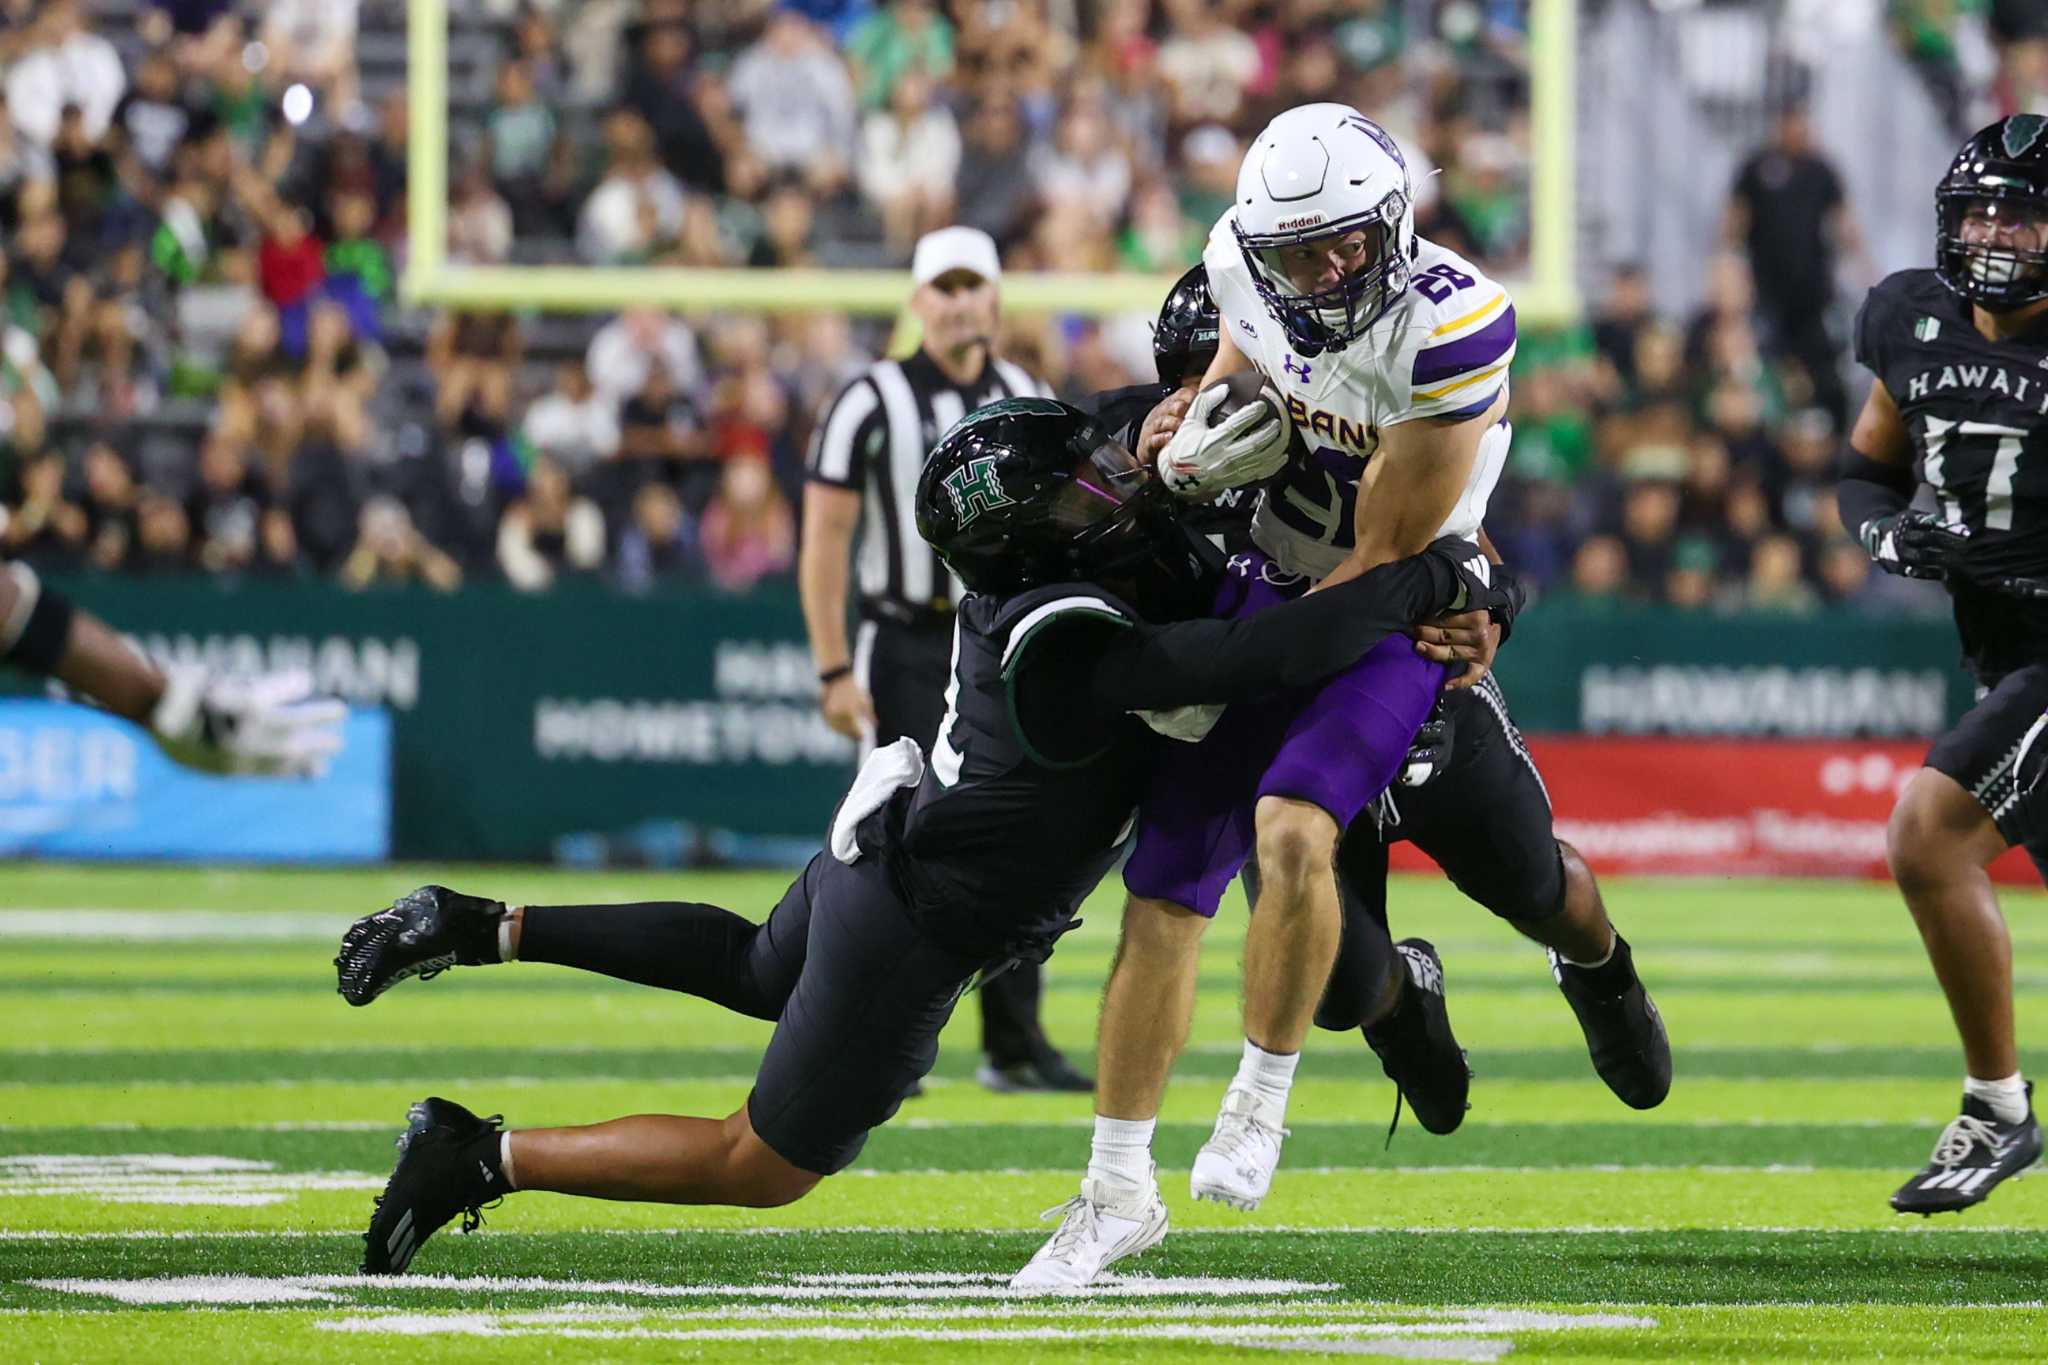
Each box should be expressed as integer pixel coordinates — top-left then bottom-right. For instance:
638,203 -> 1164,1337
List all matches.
321,188 -> 389,344
845,0 -> 953,110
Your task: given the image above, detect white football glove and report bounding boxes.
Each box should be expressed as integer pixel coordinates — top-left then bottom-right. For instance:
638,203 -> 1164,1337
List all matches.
1157,380 -> 1292,496
150,665 -> 348,778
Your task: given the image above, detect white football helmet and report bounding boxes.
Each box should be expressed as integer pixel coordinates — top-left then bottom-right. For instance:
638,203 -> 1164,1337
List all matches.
1231,103 -> 1416,356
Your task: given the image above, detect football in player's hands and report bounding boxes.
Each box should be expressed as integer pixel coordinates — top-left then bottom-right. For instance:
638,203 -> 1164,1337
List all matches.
1157,372 -> 1295,496
1207,370 -> 1284,431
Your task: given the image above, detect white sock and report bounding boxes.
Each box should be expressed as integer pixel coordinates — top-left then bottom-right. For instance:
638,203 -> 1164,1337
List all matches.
499,1132 -> 519,1190
1232,1039 -> 1300,1118
1086,1115 -> 1155,1200
1964,1072 -> 2030,1125
497,907 -> 519,964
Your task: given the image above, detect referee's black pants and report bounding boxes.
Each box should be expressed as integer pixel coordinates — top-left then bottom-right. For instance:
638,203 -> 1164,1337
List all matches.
857,614 -> 1054,1069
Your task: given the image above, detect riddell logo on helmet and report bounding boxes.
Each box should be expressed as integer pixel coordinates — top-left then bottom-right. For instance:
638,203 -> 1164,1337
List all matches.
1275,215 -> 1326,232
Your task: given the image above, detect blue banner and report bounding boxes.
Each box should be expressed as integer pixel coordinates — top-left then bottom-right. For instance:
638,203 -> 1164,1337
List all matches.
0,702 -> 391,863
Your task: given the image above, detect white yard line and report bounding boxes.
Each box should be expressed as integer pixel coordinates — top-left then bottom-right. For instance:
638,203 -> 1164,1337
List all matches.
0,1223 -> 2035,1242
0,911 -> 350,941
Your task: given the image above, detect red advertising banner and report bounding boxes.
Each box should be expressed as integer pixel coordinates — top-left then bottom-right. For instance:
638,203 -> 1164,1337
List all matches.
1385,738 -> 2041,885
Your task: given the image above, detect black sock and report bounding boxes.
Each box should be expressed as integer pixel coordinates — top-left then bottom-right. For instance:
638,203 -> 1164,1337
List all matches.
519,901 -> 783,1019
1568,935 -> 1637,994
461,1126 -> 510,1196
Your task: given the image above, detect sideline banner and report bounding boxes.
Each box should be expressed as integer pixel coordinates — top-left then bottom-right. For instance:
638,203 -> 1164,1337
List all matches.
16,576 -> 855,860
1386,737 -> 2040,885
0,575 -> 1993,863
0,701 -> 391,862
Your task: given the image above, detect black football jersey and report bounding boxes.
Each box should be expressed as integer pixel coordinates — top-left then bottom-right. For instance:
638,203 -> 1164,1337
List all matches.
1856,268 -> 2048,676
889,583 -> 1162,956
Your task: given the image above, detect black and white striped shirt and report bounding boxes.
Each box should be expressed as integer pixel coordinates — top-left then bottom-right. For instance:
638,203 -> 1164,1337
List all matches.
807,348 -> 1050,617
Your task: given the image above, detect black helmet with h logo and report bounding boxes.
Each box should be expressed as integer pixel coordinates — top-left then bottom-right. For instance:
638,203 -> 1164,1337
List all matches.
915,397 -> 1207,602
1938,115 -> 2048,311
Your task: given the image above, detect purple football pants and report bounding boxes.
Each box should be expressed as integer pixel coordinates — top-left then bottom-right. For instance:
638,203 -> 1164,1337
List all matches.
1122,551 -> 1445,915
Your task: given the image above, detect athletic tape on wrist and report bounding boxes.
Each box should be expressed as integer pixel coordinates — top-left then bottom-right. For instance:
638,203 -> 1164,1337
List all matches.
1,562 -> 75,674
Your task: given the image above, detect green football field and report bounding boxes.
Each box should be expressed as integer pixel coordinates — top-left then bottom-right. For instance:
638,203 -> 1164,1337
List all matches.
2,864 -> 2045,1362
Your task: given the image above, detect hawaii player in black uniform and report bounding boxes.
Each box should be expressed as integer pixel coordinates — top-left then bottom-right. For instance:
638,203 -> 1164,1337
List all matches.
333,397 -> 1516,1274
1844,116 -> 2048,1214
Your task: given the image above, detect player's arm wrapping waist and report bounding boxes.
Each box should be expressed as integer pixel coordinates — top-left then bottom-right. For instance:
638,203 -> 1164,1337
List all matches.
1089,553 -> 1465,712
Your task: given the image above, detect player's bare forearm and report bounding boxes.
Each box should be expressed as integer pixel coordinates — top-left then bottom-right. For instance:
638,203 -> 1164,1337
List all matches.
1191,321 -> 1256,392
57,612 -> 165,723
1,566 -> 163,721
798,482 -> 862,672
1315,391 -> 1502,593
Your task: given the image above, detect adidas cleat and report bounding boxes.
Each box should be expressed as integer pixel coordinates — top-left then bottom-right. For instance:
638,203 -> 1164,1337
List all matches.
337,885 -> 506,1006
1010,1174 -> 1168,1292
1190,1086 -> 1288,1210
362,1097 -> 507,1274
1363,939 -> 1471,1136
1890,1085 -> 2044,1216
1549,935 -> 1672,1109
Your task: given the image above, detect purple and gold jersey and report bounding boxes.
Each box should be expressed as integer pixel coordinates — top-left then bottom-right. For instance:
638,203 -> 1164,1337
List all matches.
1204,219 -> 1515,579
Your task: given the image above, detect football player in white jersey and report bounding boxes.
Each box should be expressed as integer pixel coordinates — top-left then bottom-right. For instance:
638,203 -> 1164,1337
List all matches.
1014,104 -> 1658,1293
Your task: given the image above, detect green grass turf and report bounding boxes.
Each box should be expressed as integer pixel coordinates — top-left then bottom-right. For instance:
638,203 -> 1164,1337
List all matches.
1,863 -> 2045,1362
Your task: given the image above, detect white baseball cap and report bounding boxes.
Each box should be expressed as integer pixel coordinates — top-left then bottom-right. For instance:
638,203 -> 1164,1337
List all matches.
911,226 -> 1001,287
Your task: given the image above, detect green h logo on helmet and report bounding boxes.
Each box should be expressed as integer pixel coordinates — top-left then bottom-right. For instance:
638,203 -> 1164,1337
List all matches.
943,455 -> 1015,526
2005,115 -> 2048,159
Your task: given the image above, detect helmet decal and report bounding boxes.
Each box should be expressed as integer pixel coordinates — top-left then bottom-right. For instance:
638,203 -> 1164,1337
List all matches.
2005,114 -> 2048,158
1344,113 -> 1406,169
943,455 -> 1015,526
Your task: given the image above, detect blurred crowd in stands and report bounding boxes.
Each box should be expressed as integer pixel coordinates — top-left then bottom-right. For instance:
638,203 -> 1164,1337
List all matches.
0,0 -> 2039,610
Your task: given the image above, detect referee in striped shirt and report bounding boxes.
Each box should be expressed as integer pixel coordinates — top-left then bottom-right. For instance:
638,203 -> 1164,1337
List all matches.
799,226 -> 1090,1095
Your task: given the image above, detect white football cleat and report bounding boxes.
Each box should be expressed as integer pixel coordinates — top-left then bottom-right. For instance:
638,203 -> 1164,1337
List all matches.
1009,1174 -> 1168,1292
1189,1086 -> 1288,1211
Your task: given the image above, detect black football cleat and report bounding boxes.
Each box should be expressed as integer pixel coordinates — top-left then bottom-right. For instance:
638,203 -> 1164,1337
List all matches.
362,1097 -> 507,1274
978,1054 -> 1095,1094
1548,936 -> 1672,1110
1363,939 -> 1471,1136
1890,1086 -> 2044,1216
337,885 -> 506,1006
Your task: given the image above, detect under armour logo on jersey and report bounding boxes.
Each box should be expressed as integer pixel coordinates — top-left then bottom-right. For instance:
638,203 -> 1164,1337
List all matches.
1226,553 -> 1304,589
943,456 -> 1015,526
1283,356 -> 1313,383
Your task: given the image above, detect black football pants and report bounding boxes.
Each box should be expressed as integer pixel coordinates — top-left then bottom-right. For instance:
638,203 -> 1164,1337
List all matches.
859,615 -> 1053,1069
